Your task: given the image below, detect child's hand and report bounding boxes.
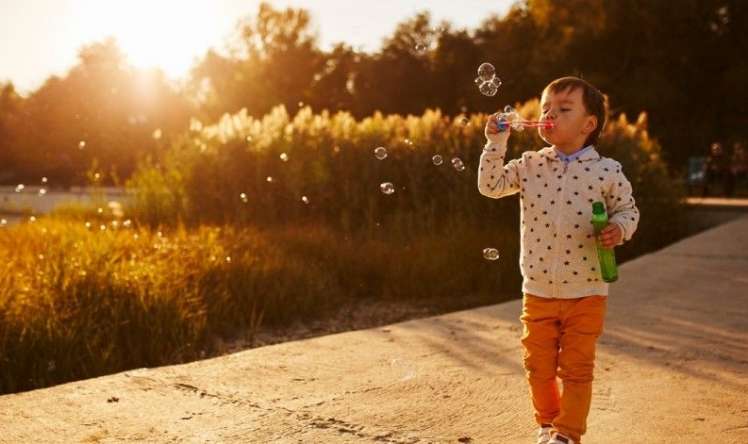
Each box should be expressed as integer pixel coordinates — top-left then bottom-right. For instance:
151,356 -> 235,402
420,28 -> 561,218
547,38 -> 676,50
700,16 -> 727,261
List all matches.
598,223 -> 622,249
485,113 -> 510,144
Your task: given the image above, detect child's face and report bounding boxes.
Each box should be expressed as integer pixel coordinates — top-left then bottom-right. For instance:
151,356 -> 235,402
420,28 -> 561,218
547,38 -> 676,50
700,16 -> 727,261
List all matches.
538,87 -> 597,148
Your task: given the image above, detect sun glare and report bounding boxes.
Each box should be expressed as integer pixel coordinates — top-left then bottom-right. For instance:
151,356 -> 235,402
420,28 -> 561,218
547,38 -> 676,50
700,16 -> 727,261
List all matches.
78,1 -> 225,79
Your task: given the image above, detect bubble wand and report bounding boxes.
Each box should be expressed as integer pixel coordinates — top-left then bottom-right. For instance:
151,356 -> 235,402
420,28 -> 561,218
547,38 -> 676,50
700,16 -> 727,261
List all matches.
494,106 -> 555,131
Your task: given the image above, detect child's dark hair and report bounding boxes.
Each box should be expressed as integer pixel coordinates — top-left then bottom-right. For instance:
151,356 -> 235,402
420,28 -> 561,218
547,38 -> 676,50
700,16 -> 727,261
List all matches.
543,76 -> 608,146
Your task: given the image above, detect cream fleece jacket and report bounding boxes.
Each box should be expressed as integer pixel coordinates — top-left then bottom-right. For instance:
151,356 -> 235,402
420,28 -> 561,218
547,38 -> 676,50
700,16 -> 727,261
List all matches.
477,140 -> 640,298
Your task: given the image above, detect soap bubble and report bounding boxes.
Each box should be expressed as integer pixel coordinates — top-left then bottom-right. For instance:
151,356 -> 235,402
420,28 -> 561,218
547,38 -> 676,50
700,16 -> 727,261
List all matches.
477,62 -> 496,82
483,248 -> 500,261
380,182 -> 395,195
504,105 -> 514,114
279,153 -> 289,162
389,357 -> 417,382
451,157 -> 465,171
301,196 -> 309,204
240,193 -> 248,203
14,184 -> 24,192
78,140 -> 86,150
374,146 -> 388,160
41,177 -> 48,183
266,176 -> 273,183
479,80 -> 500,96
432,154 -> 443,166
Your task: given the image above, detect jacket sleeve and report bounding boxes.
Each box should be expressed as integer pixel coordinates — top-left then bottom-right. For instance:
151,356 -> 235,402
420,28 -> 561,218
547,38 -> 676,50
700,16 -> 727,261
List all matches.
604,161 -> 640,246
477,140 -> 523,199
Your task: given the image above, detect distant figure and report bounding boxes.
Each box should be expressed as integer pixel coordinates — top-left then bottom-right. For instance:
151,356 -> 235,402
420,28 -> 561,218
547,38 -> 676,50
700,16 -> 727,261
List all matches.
702,142 -> 729,197
726,141 -> 747,197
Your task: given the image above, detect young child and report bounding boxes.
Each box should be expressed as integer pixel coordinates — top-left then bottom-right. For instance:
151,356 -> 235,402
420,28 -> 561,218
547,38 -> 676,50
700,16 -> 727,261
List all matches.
477,76 -> 640,444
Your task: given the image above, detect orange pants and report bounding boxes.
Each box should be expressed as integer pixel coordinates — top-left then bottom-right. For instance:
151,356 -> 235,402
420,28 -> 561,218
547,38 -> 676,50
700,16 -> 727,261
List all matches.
519,293 -> 607,443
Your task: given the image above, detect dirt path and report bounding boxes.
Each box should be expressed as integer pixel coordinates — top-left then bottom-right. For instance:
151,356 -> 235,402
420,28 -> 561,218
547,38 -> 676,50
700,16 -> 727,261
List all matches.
1,216 -> 747,443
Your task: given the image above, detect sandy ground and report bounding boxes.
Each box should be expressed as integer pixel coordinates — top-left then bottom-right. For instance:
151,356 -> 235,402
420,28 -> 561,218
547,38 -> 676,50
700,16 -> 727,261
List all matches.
0,216 -> 747,443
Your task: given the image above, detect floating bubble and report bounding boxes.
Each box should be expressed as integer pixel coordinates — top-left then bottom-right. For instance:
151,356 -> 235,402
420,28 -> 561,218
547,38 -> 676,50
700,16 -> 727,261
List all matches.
266,176 -> 273,183
38,188 -> 47,196
389,357 -> 417,382
279,152 -> 289,162
29,216 -> 36,223
152,129 -> 162,140
225,256 -> 231,263
14,184 -> 24,192
301,196 -> 309,204
0,219 -> 6,226
504,105 -> 514,114
41,177 -> 48,183
451,157 -> 465,171
432,154 -> 444,166
479,80 -> 499,97
85,221 -> 92,229
477,62 -> 496,82
374,146 -> 388,160
108,201 -> 124,218
240,193 -> 248,203
78,141 -> 86,150
97,207 -> 103,214
483,248 -> 500,261
380,182 -> 395,195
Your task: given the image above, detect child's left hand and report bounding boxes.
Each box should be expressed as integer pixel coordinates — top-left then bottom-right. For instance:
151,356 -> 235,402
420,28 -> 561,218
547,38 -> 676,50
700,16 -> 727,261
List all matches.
598,223 -> 622,249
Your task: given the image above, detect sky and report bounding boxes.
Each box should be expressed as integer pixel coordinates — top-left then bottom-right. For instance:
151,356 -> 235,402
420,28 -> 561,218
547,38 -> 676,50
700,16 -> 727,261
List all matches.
0,0 -> 514,94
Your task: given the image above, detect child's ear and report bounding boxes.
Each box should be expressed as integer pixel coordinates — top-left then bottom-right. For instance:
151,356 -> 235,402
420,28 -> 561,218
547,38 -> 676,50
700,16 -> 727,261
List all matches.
583,115 -> 597,135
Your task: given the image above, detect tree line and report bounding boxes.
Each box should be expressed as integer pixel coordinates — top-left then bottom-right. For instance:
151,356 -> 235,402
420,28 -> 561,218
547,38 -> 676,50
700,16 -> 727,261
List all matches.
0,0 -> 744,186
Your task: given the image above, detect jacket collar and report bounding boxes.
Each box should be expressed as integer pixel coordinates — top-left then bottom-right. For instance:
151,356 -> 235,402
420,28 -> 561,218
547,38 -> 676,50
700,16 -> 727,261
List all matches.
540,145 -> 600,163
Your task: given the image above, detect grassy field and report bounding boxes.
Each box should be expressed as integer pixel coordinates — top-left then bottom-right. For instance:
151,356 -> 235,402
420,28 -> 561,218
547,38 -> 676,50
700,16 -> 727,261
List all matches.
0,103 -> 688,394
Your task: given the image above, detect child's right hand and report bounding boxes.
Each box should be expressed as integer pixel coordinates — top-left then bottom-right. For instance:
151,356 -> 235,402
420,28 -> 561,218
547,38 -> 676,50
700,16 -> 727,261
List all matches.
485,113 -> 511,144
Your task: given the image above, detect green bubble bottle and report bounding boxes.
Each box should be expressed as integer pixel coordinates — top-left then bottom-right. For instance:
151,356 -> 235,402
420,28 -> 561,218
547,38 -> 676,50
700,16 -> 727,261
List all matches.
591,201 -> 618,283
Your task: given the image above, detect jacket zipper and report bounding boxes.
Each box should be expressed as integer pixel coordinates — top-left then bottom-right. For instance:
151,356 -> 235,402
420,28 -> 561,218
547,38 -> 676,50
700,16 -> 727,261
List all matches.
551,160 -> 570,296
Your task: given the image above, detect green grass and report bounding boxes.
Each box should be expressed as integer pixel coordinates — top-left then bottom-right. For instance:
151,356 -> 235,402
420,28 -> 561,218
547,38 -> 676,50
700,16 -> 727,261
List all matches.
0,215 -> 521,394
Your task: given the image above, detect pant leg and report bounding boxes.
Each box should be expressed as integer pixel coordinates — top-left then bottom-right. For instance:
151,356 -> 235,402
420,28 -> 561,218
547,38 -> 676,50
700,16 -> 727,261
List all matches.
520,293 -> 562,426
553,295 -> 607,443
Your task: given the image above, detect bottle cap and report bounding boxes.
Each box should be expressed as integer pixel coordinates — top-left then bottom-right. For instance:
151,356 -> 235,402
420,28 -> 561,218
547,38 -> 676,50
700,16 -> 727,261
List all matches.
592,201 -> 606,214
